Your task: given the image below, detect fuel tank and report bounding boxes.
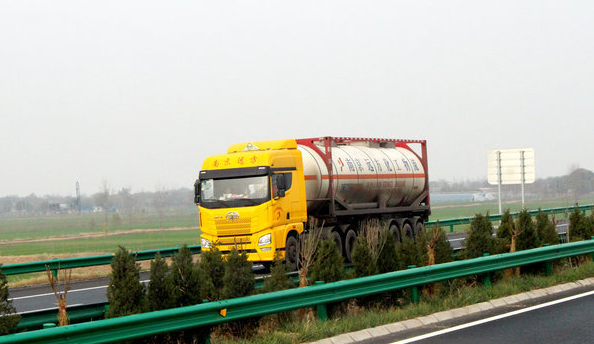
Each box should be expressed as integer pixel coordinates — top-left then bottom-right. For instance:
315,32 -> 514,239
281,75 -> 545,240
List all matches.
298,141 -> 427,210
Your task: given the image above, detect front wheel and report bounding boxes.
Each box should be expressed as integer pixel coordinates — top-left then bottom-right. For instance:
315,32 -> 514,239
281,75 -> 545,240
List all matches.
285,235 -> 299,271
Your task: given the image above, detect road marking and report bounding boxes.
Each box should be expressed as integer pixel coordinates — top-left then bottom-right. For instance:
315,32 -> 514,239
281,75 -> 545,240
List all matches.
17,304 -> 83,315
9,280 -> 150,301
388,289 -> 594,344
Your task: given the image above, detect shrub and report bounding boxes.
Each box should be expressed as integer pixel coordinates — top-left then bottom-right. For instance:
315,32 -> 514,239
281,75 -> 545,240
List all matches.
569,206 -> 592,241
536,209 -> 559,246
377,230 -> 398,273
397,235 -> 422,269
198,245 -> 225,301
169,245 -> 202,307
222,248 -> 255,299
0,265 -> 20,335
146,253 -> 174,311
168,245 -> 206,344
106,246 -> 145,318
309,239 -> 344,284
352,236 -> 378,277
516,209 -> 540,250
496,209 -> 513,242
262,258 -> 295,293
463,213 -> 496,259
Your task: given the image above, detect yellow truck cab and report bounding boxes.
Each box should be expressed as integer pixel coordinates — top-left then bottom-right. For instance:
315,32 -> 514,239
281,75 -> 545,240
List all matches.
194,139 -> 307,269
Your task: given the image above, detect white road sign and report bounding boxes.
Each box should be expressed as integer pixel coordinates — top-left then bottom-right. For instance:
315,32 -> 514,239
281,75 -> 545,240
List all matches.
487,148 -> 535,185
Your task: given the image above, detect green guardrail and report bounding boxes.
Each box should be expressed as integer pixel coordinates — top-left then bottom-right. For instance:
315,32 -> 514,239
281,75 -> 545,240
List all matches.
16,273 -> 302,331
426,204 -> 593,232
0,245 -> 201,276
3,239 -> 594,344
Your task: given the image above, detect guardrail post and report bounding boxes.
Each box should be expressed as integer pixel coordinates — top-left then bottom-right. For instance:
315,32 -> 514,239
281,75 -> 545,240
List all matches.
449,225 -> 454,233
482,254 -> 491,287
407,266 -> 420,303
542,244 -> 553,276
314,281 -> 328,321
590,237 -> 594,262
202,299 -> 211,344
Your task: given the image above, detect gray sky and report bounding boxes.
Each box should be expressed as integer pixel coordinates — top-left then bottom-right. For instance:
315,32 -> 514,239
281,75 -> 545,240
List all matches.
1,1 -> 593,197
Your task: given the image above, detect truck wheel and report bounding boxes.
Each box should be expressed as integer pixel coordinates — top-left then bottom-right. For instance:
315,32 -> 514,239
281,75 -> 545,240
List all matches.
331,231 -> 343,257
344,229 -> 357,264
415,220 -> 424,236
402,222 -> 413,240
285,235 -> 299,271
389,223 -> 401,243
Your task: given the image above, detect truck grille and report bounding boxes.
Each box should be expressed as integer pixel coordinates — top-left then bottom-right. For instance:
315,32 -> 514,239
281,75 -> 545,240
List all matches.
214,218 -> 251,236
218,236 -> 251,245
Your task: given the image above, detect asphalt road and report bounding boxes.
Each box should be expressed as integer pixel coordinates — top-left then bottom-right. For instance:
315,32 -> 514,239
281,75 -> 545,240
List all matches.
360,287 -> 594,344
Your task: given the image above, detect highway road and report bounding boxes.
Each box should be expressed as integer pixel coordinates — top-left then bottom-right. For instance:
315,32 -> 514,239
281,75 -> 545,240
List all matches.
362,287 -> 594,344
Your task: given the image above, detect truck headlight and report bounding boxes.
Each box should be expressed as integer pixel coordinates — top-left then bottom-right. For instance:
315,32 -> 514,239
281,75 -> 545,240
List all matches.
201,238 -> 212,249
258,234 -> 271,246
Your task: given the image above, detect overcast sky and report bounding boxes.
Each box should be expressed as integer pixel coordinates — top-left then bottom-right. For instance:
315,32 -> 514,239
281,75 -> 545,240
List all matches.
1,1 -> 593,197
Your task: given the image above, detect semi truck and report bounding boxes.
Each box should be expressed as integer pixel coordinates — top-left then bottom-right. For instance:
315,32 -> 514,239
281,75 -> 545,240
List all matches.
194,136 -> 430,269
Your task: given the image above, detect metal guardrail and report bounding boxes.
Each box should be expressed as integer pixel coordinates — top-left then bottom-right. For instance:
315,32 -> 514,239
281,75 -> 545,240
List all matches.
3,239 -> 594,344
426,204 -> 593,232
16,273 -> 302,331
0,245 -> 201,276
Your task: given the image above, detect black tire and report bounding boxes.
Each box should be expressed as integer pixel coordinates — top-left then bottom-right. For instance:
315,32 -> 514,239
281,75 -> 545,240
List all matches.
331,230 -> 343,257
402,222 -> 414,240
389,222 -> 401,243
415,220 -> 424,236
285,235 -> 299,271
344,229 -> 357,264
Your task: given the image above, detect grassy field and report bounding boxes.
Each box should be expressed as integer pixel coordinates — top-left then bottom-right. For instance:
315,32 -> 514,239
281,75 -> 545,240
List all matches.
1,196 -> 593,260
0,208 -> 198,241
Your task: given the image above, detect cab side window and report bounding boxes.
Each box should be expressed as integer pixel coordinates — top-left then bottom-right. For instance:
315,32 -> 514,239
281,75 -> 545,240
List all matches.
272,173 -> 293,198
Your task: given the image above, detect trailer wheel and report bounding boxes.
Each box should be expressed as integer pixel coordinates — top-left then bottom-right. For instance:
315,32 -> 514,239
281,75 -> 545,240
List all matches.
389,223 -> 401,243
285,235 -> 299,271
415,219 -> 424,236
344,229 -> 357,263
331,231 -> 343,258
402,222 -> 414,240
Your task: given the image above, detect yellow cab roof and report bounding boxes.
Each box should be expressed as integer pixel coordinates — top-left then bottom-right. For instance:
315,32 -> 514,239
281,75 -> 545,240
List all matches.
201,139 -> 297,170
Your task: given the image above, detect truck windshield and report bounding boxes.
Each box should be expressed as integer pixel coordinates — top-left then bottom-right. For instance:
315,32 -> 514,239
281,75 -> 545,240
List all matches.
199,175 -> 270,209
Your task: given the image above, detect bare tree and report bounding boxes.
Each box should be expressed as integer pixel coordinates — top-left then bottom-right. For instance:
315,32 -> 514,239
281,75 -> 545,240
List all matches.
359,218 -> 388,265
506,219 -> 525,277
94,180 -> 112,231
46,267 -> 72,326
297,219 -> 324,287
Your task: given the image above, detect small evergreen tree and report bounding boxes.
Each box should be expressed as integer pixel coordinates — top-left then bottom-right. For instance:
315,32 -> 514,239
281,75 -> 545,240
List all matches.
169,245 -> 202,307
222,248 -> 255,299
496,209 -> 513,242
262,258 -> 294,293
0,266 -> 20,335
377,230 -> 398,273
352,236 -> 378,277
221,248 -> 256,339
429,223 -> 454,265
106,246 -> 145,318
396,236 -> 422,269
516,210 -> 540,250
168,245 -> 206,344
569,206 -> 592,241
309,238 -> 344,284
146,253 -> 174,311
463,213 -> 495,259
198,245 -> 225,301
536,209 -> 559,246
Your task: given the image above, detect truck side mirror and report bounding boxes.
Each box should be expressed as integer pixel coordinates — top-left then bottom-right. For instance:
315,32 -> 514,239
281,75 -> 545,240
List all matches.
194,179 -> 200,205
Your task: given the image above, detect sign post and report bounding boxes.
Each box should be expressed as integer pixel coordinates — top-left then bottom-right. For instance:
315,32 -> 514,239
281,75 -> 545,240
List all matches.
487,148 -> 535,214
